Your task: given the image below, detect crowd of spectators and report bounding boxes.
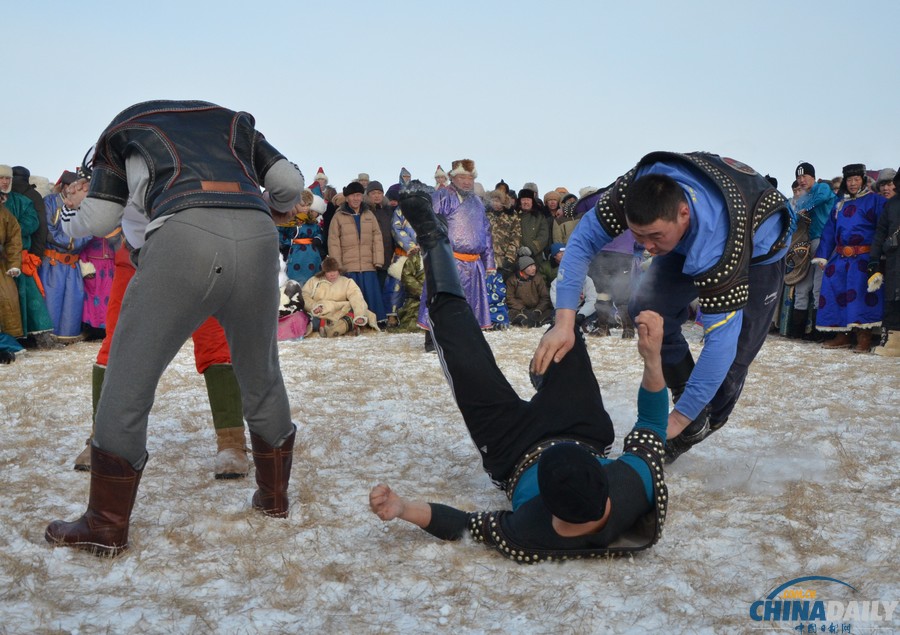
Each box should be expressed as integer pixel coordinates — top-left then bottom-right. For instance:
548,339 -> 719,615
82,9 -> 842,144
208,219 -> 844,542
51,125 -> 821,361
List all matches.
1,158 -> 898,362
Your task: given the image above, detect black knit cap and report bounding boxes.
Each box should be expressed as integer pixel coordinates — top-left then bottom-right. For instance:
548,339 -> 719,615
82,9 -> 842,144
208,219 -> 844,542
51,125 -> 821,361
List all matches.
795,162 -> 815,179
343,181 -> 365,197
538,443 -> 608,524
842,163 -> 866,180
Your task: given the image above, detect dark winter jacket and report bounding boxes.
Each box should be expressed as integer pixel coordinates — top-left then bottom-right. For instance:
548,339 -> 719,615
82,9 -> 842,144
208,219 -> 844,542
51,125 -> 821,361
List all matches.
871,196 -> 900,302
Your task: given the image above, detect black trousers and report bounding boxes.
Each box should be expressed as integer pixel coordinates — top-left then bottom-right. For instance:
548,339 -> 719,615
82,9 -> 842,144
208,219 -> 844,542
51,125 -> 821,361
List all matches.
628,253 -> 785,425
428,294 -> 615,487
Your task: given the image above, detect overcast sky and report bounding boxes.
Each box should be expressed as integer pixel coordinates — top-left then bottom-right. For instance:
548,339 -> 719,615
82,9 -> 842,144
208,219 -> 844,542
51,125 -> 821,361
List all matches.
6,0 -> 898,195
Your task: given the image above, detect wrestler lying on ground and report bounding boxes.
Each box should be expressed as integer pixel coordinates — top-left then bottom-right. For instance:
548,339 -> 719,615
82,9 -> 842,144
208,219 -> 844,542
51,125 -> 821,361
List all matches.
369,183 -> 669,564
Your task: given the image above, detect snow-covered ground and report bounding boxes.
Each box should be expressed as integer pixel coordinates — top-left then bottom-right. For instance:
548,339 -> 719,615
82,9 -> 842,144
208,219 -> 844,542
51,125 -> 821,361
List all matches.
0,326 -> 897,634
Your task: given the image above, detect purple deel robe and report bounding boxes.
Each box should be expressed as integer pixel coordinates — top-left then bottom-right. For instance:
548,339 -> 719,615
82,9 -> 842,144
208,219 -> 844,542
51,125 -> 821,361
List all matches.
418,186 -> 495,329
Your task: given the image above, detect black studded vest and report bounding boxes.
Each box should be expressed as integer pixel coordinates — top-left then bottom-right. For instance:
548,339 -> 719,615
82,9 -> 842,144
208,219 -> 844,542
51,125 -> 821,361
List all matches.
466,429 -> 668,564
87,100 -> 285,222
594,151 -> 789,313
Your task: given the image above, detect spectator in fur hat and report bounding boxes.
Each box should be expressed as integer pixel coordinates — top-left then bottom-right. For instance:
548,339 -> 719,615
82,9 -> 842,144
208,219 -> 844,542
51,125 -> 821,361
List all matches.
366,180 -> 395,318
553,193 -> 581,245
434,165 -> 448,190
517,188 -> 550,266
867,167 -> 900,355
876,168 -> 896,199
812,162 -> 886,352
543,191 -> 561,214
11,166 -> 48,258
416,160 -> 496,349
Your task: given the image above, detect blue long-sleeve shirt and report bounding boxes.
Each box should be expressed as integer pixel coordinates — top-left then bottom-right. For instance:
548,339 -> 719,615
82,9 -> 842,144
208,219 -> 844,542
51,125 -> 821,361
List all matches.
556,160 -> 787,421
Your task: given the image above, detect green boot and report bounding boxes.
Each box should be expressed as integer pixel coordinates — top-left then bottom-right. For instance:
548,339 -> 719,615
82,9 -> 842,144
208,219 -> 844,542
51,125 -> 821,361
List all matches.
203,364 -> 249,479
74,364 -> 105,471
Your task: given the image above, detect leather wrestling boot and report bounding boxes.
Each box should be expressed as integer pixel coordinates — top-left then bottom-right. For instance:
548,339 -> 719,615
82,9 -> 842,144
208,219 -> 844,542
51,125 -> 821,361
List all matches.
250,426 -> 296,518
852,328 -> 873,353
398,182 -> 465,304
74,364 -> 106,471
203,363 -> 249,479
46,445 -> 144,556
822,332 -> 852,349
874,329 -> 900,356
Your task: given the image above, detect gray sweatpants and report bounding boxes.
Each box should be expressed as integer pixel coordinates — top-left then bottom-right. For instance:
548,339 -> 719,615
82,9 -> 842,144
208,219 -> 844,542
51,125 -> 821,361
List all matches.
94,208 -> 294,467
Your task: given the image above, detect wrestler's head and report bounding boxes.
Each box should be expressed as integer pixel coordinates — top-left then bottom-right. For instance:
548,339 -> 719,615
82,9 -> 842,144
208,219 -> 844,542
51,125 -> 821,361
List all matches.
538,443 -> 609,527
625,174 -> 690,256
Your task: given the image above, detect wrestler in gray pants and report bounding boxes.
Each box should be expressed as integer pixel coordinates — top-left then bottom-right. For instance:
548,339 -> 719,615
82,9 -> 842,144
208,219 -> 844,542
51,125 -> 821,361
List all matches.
95,208 -> 293,467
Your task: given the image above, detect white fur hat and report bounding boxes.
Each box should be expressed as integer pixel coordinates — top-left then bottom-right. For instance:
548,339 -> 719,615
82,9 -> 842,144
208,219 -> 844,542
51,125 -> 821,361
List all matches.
448,159 -> 477,179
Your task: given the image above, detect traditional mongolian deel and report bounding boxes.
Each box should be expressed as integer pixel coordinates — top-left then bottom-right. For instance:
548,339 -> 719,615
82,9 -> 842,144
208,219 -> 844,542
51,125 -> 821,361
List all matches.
814,187 -> 886,331
39,192 -> 90,337
418,186 -> 495,329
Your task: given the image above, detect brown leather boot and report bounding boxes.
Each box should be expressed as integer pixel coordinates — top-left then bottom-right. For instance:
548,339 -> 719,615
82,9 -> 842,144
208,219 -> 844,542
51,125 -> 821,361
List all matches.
853,329 -> 873,353
822,332 -> 852,349
250,426 -> 295,518
46,445 -> 143,556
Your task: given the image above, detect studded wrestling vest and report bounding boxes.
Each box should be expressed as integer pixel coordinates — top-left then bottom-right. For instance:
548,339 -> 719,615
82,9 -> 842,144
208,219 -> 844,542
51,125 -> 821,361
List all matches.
88,100 -> 285,221
594,151 -> 790,313
466,430 -> 668,564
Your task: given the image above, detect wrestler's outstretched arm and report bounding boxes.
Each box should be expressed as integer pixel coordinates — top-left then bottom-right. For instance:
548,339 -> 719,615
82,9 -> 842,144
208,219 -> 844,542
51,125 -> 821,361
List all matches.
369,484 -> 432,528
369,484 -> 469,541
635,310 -> 665,392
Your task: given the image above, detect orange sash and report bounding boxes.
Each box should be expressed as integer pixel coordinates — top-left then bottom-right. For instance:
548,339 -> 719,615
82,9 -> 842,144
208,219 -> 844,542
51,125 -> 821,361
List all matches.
20,251 -> 45,296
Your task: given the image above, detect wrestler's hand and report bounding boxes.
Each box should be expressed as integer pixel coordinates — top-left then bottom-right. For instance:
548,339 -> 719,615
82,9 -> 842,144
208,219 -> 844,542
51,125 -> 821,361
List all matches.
811,257 -> 827,269
667,410 -> 693,440
6,268 -> 20,278
530,309 -> 576,375
635,311 -> 663,360
369,484 -> 405,521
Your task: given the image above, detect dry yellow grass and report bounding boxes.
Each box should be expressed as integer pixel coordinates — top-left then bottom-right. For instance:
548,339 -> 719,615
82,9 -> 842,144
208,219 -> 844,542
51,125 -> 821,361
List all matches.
0,326 -> 897,633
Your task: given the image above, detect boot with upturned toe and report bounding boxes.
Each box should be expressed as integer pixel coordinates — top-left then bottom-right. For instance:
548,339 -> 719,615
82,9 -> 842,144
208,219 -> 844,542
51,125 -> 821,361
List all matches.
46,445 -> 143,557
250,426 -> 296,518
